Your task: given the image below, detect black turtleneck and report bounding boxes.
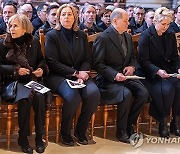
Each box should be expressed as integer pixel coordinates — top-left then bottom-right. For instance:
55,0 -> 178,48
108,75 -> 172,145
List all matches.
61,26 -> 73,44
13,34 -> 25,46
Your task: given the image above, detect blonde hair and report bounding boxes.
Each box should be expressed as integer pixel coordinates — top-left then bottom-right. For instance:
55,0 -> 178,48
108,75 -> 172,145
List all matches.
153,7 -> 173,23
7,14 -> 33,34
55,4 -> 78,31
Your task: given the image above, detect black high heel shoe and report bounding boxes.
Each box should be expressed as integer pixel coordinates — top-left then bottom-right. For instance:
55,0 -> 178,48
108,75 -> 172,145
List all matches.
159,118 -> 170,138
170,116 -> 180,136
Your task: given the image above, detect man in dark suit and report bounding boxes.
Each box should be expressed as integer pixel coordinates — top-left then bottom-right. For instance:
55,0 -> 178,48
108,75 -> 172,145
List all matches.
93,8 -> 148,143
169,5 -> 180,33
0,1 -> 17,35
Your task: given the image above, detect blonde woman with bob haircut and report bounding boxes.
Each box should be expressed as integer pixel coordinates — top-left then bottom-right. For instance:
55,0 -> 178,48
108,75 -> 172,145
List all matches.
137,7 -> 180,138
45,4 -> 100,146
0,14 -> 49,153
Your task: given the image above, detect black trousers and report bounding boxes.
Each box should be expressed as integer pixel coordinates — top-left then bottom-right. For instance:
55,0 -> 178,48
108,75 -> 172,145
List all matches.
116,80 -> 148,130
57,79 -> 100,135
18,92 -> 46,137
142,77 -> 180,121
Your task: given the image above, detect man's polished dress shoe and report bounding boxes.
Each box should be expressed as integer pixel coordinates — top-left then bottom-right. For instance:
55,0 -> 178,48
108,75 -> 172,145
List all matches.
36,144 -> 46,153
60,132 -> 74,146
116,129 -> 130,144
20,146 -> 33,154
74,130 -> 88,145
18,137 -> 33,153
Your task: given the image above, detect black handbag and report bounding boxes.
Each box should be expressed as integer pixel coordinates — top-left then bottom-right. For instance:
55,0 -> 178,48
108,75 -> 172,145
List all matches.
0,81 -> 18,103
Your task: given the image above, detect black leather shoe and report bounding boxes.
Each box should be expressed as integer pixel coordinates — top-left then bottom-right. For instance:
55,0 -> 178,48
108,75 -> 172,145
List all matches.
170,117 -> 180,136
18,136 -> 33,154
74,130 -> 88,145
36,144 -> 46,153
116,129 -> 130,144
60,132 -> 74,146
20,146 -> 33,154
159,118 -> 170,138
127,125 -> 135,137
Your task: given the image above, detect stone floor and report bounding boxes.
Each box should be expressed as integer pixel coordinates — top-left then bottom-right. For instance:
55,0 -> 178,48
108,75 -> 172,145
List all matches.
1,124 -> 180,154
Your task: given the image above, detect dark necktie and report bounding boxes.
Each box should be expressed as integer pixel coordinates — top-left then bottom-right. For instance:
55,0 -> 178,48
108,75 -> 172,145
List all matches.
119,34 -> 127,56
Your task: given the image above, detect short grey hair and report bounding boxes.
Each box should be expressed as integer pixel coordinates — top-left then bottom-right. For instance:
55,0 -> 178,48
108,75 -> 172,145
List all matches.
110,8 -> 124,23
153,7 -> 173,23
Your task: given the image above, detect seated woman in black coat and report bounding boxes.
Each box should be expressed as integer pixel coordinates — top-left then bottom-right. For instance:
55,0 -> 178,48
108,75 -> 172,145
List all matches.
136,7 -> 180,138
45,4 -> 100,146
0,14 -> 48,153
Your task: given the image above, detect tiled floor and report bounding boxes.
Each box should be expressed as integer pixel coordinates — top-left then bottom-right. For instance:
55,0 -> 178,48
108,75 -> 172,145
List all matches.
1,125 -> 180,154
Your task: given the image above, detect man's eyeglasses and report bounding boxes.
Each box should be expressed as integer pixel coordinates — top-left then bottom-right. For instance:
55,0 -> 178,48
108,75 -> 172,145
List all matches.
135,12 -> 144,16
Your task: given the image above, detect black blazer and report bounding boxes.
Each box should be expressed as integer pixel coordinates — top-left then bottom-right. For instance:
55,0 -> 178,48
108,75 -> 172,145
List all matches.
93,26 -> 137,103
45,29 -> 91,92
137,25 -> 180,78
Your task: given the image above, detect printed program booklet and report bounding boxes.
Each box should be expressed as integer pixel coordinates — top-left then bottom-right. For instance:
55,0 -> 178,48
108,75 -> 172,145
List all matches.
25,81 -> 50,94
66,79 -> 86,88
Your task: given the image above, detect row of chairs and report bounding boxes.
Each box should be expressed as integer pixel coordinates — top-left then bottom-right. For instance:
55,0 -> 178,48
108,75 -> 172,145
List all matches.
0,31 -> 180,149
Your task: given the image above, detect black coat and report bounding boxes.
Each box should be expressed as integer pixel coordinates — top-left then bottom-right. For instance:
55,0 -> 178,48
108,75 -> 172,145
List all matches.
137,25 -> 180,78
0,34 -> 48,102
136,25 -> 180,120
93,26 -> 138,104
45,29 -> 91,92
169,21 -> 180,33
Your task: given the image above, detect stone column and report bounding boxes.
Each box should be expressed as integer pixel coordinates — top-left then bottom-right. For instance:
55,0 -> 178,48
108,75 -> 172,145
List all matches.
126,0 -> 171,9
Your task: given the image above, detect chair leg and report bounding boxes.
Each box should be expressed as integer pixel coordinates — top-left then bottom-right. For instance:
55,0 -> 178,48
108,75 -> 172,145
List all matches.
7,105 -> 13,149
91,113 -> 95,140
136,115 -> 140,133
55,96 -> 61,143
103,105 -> 108,138
149,116 -> 153,135
45,109 -> 50,144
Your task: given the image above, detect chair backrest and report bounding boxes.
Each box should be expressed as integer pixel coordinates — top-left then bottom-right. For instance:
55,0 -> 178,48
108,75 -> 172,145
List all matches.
87,33 -> 100,78
0,33 -> 6,39
175,32 -> 180,55
132,33 -> 141,59
87,33 -> 100,43
39,29 -> 46,57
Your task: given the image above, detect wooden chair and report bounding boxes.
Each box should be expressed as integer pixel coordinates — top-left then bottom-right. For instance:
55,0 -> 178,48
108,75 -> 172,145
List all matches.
175,32 -> 180,55
0,33 -> 20,149
39,29 -> 63,143
87,33 -> 118,139
132,33 -> 154,134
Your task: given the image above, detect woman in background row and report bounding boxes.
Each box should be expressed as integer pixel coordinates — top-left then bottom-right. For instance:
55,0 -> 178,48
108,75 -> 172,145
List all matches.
137,7 -> 180,138
0,14 -> 48,153
45,4 -> 100,146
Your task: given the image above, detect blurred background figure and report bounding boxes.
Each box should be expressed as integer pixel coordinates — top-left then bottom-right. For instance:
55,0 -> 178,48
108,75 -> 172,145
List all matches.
32,3 -> 48,34
126,5 -> 134,19
169,5 -> 180,33
19,3 -> 33,21
128,6 -> 145,35
0,1 -> 17,35
98,9 -> 112,30
79,5 -> 103,35
135,9 -> 155,34
34,5 -> 59,38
